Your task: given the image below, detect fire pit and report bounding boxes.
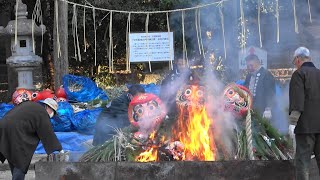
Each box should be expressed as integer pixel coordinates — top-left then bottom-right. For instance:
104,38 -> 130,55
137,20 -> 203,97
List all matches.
35,160 -> 298,180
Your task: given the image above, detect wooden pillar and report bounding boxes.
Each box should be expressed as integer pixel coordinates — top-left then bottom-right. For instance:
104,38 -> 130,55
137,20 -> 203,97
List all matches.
53,0 -> 68,90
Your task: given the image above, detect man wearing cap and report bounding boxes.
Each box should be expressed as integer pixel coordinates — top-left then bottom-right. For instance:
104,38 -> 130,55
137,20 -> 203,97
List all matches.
289,47 -> 320,180
244,54 -> 276,119
0,98 -> 62,180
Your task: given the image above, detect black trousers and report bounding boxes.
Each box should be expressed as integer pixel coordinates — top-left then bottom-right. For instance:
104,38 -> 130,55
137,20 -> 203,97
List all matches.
8,161 -> 25,180
295,134 -> 320,180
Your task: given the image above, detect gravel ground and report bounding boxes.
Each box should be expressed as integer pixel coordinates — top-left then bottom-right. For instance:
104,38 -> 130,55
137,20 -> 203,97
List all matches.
0,170 -> 35,180
0,154 -> 46,180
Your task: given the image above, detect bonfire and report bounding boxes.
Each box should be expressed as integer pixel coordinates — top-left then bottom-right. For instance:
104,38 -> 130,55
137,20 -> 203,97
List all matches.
80,83 -> 293,162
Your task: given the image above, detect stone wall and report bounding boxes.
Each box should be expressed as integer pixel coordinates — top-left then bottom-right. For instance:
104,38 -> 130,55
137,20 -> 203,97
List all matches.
35,160 -> 299,180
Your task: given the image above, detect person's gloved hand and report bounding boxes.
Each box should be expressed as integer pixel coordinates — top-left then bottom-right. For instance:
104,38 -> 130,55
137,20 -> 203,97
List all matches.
58,150 -> 69,162
289,111 -> 301,126
47,150 -> 69,162
263,107 -> 272,119
288,125 -> 295,138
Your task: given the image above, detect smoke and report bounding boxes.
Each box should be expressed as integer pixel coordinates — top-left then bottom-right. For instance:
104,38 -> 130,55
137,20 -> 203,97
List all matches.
168,0 -> 320,136
202,64 -> 239,157
272,83 -> 290,134
157,0 -> 320,156
136,103 -> 164,136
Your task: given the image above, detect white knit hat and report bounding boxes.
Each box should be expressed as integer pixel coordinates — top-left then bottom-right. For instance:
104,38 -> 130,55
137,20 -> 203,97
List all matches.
41,98 -> 58,112
294,47 -> 310,57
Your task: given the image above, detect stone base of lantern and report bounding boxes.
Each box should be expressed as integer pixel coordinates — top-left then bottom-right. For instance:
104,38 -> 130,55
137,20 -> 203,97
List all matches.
8,62 -> 42,91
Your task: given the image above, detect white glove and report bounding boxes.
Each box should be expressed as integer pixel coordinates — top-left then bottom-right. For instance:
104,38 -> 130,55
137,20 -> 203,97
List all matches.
288,125 -> 296,156
288,125 -> 295,138
263,108 -> 272,119
58,150 -> 69,162
289,111 -> 301,126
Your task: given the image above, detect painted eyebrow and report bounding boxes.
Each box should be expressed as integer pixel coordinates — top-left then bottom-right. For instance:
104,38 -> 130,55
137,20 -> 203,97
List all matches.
133,104 -> 143,111
147,100 -> 158,106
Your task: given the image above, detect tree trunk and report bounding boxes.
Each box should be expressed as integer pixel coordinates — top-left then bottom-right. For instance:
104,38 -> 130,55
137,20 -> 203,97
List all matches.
53,0 -> 68,90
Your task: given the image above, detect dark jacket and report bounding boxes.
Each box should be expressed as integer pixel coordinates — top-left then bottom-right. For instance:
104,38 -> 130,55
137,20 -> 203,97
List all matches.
160,69 -> 191,116
0,101 -> 62,173
93,93 -> 130,146
289,62 -> 320,133
244,67 -> 276,114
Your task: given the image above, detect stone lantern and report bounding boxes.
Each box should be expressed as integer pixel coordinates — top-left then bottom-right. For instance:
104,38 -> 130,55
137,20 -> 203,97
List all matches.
0,0 -> 45,90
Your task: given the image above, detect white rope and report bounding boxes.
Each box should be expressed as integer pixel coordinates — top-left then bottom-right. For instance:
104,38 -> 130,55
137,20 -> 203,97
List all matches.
74,5 -> 82,61
258,0 -> 262,47
15,0 -> 18,46
166,12 -> 173,70
240,0 -> 246,50
245,97 -> 254,160
276,0 -> 280,43
55,0 -> 62,58
114,137 -> 117,161
93,8 -> 97,65
125,13 -> 131,72
40,1 -> 44,54
195,9 -> 201,55
72,5 -> 77,59
219,6 -> 226,59
198,9 -> 205,58
145,13 -> 152,72
182,11 -> 189,67
83,6 -> 87,52
308,0 -> 312,23
32,0 -> 43,53
109,11 -> 114,73
32,18 -> 35,53
292,0 -> 299,33
59,0 -> 227,14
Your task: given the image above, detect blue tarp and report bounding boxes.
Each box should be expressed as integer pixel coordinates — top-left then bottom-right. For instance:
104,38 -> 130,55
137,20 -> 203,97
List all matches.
50,102 -> 74,132
63,74 -> 108,102
35,132 -> 93,154
0,103 -> 14,120
71,108 -> 103,135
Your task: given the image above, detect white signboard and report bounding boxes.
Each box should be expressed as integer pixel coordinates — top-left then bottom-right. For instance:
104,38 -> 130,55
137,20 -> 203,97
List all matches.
129,32 -> 174,62
239,46 -> 267,70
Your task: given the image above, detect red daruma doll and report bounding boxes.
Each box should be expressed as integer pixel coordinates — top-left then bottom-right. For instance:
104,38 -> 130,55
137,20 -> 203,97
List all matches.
12,88 -> 32,105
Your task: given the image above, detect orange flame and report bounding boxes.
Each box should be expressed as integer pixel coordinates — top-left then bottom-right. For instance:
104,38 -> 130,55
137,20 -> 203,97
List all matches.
135,85 -> 216,162
135,147 -> 158,162
135,131 -> 158,162
173,87 -> 216,161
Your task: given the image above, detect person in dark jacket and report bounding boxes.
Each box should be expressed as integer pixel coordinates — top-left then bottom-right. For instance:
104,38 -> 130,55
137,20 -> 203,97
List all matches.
160,57 -> 191,117
93,84 -> 145,146
289,47 -> 320,180
0,98 -> 62,180
244,54 -> 276,118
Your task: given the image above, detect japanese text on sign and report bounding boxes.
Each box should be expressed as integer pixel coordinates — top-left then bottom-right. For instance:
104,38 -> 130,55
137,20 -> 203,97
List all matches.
129,32 -> 174,62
